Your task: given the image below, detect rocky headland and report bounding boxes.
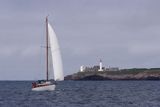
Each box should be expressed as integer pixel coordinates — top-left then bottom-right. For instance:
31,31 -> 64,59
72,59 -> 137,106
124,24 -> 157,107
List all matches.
64,68 -> 160,80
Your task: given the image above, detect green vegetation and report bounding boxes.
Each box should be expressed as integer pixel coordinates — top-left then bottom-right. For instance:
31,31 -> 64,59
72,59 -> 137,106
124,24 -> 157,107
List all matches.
76,68 -> 160,76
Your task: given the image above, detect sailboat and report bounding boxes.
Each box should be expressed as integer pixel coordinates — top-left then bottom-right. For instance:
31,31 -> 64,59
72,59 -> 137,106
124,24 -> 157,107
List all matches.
32,17 -> 64,91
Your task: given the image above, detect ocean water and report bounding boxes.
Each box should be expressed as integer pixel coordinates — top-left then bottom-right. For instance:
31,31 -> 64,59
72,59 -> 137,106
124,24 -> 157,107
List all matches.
0,81 -> 160,107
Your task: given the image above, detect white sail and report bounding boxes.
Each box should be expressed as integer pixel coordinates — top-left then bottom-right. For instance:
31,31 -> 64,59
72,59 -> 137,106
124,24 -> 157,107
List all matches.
48,23 -> 64,81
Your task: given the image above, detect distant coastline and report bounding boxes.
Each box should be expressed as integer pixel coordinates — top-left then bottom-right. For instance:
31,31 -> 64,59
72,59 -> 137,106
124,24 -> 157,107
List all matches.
64,68 -> 160,80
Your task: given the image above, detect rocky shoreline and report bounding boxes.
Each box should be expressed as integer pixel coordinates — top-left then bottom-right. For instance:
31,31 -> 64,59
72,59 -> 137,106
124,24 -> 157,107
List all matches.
64,68 -> 160,80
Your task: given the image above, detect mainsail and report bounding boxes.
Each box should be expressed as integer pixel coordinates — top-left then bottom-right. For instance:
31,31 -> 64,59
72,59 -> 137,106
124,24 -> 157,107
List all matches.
48,22 -> 64,81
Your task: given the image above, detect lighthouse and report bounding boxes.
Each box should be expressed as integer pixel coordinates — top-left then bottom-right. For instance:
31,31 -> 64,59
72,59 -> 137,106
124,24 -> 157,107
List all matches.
98,59 -> 103,71
80,65 -> 84,72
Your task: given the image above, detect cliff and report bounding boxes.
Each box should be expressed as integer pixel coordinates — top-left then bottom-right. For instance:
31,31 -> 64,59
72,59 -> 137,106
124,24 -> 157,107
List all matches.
64,68 -> 160,80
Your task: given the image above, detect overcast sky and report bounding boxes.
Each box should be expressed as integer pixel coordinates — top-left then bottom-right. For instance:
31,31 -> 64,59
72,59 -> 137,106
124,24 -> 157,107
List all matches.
0,0 -> 160,80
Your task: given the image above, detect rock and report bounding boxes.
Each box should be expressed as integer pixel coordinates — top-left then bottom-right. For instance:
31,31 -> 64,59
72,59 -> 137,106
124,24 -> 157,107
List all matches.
64,69 -> 160,80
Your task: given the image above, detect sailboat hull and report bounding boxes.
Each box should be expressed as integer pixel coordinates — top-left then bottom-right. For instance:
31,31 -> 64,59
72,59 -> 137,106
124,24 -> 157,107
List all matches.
32,84 -> 56,91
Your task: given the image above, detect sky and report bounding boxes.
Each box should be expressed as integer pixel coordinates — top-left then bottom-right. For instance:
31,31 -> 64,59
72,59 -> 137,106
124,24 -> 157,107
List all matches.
0,0 -> 160,80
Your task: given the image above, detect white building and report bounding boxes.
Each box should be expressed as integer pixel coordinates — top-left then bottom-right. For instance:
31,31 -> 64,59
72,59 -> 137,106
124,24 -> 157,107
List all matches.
98,59 -> 103,71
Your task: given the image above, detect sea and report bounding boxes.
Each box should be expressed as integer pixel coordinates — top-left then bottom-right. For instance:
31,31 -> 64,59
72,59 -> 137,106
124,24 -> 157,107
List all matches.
0,81 -> 160,107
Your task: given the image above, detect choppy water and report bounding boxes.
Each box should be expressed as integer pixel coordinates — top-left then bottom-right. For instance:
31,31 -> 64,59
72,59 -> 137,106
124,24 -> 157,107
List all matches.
0,81 -> 160,107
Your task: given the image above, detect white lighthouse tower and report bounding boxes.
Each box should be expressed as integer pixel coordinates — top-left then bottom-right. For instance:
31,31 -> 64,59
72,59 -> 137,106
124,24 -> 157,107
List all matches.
98,59 -> 103,71
80,65 -> 85,72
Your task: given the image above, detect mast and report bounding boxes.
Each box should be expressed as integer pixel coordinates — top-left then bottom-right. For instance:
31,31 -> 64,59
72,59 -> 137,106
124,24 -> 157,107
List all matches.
46,16 -> 49,81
